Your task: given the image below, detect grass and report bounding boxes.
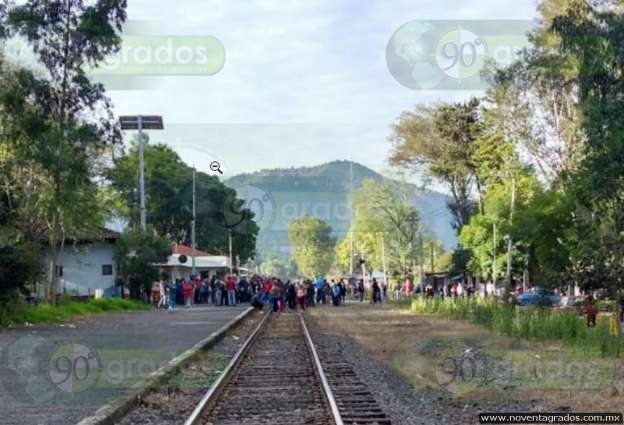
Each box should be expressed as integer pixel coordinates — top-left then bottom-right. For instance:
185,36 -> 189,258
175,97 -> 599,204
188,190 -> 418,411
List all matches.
410,296 -> 623,357
0,297 -> 149,327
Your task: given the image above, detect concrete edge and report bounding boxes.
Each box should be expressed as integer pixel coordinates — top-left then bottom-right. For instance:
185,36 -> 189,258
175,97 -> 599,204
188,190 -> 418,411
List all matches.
75,306 -> 255,425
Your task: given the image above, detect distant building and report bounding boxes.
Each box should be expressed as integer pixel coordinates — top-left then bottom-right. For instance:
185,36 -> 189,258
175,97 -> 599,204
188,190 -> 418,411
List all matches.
40,228 -> 121,298
157,244 -> 231,280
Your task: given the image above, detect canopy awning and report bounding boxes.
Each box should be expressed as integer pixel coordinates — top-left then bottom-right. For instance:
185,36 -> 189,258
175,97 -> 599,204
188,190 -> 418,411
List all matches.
154,253 -> 230,269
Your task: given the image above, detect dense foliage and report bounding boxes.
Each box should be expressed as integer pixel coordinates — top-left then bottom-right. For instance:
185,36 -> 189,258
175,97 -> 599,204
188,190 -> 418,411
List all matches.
109,138 -> 259,263
288,215 -> 335,277
390,0 -> 624,298
0,1 -> 258,304
113,227 -> 170,299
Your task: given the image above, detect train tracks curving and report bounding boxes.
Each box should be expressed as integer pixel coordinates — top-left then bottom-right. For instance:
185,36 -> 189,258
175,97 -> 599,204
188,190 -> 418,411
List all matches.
183,310 -> 391,425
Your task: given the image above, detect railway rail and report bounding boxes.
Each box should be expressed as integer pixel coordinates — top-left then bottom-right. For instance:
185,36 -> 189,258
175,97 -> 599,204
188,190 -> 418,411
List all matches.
183,310 -> 391,425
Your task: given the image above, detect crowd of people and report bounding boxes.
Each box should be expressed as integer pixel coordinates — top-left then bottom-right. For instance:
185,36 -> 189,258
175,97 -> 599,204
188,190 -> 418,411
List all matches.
150,274 -> 254,310
249,275 -> 393,312
150,273 -> 394,312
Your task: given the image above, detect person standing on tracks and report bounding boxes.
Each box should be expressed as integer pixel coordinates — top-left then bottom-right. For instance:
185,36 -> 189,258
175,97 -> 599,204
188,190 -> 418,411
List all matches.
371,278 -> 381,304
269,280 -> 281,312
157,278 -> 166,309
220,277 -> 228,305
199,277 -> 209,304
357,278 -> 365,302
192,275 -> 200,305
338,278 -> 346,304
296,283 -> 307,310
182,278 -> 194,308
262,278 -> 272,304
323,278 -> 331,304
331,282 -> 341,306
314,276 -> 324,305
306,279 -> 315,307
238,275 -> 250,303
404,277 -> 414,298
209,274 -> 217,304
216,276 -> 225,306
175,278 -> 184,305
225,274 -> 237,306
278,280 -> 287,312
381,280 -> 388,302
167,279 -> 177,310
286,280 -> 296,310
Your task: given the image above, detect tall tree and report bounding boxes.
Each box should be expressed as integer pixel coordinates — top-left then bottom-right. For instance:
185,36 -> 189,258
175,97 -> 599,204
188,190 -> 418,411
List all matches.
288,215 -> 335,277
552,0 -> 624,297
0,0 -> 126,302
335,179 -> 422,274
109,139 -> 259,262
485,0 -> 584,184
390,98 -> 482,230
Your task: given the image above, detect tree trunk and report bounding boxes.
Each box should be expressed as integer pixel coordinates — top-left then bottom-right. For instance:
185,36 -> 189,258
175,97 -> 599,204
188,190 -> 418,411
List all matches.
46,213 -> 60,305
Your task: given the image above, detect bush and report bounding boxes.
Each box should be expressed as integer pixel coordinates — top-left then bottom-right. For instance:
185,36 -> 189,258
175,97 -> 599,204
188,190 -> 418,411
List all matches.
0,297 -> 148,327
0,242 -> 41,304
411,296 -> 622,357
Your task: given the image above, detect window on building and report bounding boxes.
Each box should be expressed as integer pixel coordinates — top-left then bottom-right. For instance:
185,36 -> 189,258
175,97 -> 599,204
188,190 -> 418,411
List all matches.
56,265 -> 63,277
102,264 -> 113,275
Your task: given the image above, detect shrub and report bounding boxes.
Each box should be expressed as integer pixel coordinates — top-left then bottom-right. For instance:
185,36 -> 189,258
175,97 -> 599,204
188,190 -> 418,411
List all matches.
410,296 -> 623,357
0,297 -> 148,327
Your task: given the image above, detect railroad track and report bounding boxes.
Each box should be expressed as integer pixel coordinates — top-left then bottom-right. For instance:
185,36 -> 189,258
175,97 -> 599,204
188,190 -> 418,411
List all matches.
183,310 -> 391,425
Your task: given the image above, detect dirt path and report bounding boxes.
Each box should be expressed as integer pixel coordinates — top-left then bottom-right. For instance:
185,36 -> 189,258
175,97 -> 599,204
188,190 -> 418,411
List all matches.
307,302 -> 624,421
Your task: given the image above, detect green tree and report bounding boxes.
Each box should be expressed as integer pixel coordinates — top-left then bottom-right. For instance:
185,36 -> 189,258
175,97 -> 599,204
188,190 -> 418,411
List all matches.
390,99 -> 482,230
260,255 -> 298,280
288,215 -> 335,277
485,0 -> 584,184
335,179 -> 422,275
114,227 -> 170,299
552,0 -> 624,297
109,139 -> 259,262
0,0 -> 127,303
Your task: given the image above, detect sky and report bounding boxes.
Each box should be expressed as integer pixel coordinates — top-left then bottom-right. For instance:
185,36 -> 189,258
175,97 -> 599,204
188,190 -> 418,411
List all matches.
104,0 -> 540,183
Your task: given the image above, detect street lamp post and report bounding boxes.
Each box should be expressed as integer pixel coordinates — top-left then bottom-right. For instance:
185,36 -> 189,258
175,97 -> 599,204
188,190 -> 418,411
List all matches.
191,166 -> 196,276
119,115 -> 164,232
228,228 -> 233,274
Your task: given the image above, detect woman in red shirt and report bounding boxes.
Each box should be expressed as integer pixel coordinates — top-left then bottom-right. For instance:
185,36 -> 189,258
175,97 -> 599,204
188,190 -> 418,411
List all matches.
182,279 -> 194,308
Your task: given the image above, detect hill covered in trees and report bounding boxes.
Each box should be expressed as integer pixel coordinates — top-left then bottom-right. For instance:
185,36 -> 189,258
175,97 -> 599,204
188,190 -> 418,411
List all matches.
225,160 -> 456,258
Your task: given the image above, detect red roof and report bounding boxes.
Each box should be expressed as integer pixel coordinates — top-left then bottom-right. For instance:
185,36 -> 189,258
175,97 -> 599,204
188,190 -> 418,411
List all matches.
172,244 -> 213,257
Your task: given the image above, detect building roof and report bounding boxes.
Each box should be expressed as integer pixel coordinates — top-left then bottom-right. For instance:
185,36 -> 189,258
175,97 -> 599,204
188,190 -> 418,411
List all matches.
62,226 -> 121,243
172,244 -> 214,257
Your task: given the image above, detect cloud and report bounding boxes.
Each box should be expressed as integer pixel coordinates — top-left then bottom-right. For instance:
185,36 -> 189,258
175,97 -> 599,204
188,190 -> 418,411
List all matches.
111,0 -> 539,181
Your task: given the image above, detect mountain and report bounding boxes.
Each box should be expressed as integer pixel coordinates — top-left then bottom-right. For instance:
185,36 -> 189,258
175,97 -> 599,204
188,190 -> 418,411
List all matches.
224,160 -> 457,257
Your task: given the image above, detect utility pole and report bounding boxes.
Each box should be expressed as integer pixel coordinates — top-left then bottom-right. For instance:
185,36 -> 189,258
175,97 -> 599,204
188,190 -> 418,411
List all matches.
119,115 -> 164,233
419,233 -> 424,286
191,166 -> 196,276
430,242 -> 435,274
380,233 -> 388,290
506,175 -> 516,297
137,116 -> 146,232
349,161 -> 354,276
492,222 -> 497,287
228,228 -> 233,274
523,254 -> 529,292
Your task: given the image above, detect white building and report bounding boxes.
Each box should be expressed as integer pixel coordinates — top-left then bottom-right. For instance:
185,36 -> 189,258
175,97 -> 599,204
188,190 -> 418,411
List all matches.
157,244 -> 231,280
40,228 -> 121,298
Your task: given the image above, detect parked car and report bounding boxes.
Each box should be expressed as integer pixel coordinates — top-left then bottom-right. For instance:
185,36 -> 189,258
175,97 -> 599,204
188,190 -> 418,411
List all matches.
515,288 -> 561,307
